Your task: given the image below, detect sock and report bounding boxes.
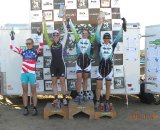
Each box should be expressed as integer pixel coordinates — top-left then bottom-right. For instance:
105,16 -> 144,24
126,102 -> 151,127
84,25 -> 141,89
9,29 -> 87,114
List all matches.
33,106 -> 37,109
76,91 -> 81,96
105,99 -> 109,103
63,95 -> 66,99
83,91 -> 87,96
24,106 -> 28,109
55,95 -> 58,99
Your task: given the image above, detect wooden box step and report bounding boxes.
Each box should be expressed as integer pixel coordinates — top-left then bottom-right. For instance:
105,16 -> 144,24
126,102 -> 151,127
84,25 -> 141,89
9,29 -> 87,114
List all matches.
68,100 -> 94,119
94,103 -> 116,119
44,103 -> 68,120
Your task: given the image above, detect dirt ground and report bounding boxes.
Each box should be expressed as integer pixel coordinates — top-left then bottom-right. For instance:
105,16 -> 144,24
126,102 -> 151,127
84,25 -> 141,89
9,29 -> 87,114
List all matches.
0,95 -> 160,130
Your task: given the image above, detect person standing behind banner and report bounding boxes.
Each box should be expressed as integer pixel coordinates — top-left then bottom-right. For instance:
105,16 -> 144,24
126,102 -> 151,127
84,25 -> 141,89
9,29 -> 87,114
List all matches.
94,18 -> 127,111
10,31 -> 44,116
43,15 -> 68,107
69,14 -> 103,104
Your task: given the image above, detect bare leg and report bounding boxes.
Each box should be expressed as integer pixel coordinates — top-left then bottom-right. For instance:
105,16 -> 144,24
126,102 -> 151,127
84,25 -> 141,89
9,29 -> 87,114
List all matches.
59,77 -> 66,95
105,80 -> 111,100
82,73 -> 89,91
76,73 -> 83,93
52,77 -> 58,96
31,85 -> 37,107
22,84 -> 28,107
96,80 -> 102,100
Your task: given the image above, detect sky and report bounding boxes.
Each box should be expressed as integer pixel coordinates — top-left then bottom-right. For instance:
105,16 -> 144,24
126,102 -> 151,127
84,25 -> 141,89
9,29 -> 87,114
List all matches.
0,0 -> 160,49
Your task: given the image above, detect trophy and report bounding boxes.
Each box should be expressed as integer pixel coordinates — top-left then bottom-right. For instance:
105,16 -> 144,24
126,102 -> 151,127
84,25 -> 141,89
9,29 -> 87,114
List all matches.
58,4 -> 65,18
10,28 -> 15,40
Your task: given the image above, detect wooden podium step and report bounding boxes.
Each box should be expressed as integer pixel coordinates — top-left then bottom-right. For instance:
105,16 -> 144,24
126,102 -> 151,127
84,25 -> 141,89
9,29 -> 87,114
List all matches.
94,103 -> 116,119
44,103 -> 68,120
68,100 -> 94,119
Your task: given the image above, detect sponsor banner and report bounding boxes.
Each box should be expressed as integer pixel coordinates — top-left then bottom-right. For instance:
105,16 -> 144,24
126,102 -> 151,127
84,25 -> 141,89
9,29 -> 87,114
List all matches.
36,80 -> 44,92
88,0 -> 100,8
42,0 -> 53,10
31,10 -> 42,22
36,56 -> 43,68
77,9 -> 89,21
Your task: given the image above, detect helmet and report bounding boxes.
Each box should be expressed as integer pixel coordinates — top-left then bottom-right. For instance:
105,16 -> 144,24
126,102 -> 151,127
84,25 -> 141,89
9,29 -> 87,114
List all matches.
53,30 -> 60,36
103,32 -> 111,39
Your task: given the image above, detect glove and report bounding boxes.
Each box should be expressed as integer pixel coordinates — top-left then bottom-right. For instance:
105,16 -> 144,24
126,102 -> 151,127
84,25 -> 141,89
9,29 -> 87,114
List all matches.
10,30 -> 15,40
66,18 -> 71,30
121,17 -> 127,32
37,27 -> 42,36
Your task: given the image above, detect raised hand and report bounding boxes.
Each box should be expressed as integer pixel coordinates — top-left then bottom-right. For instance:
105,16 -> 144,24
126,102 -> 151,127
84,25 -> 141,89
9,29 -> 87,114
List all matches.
97,11 -> 105,25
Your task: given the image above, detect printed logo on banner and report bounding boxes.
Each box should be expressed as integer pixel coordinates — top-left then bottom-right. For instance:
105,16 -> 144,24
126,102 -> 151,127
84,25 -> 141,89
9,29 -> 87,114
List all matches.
43,68 -> 51,80
31,0 -> 42,10
36,68 -> 43,80
31,10 -> 42,22
111,0 -> 120,8
43,10 -> 53,21
112,19 -> 122,31
114,77 -> 124,89
42,0 -> 53,10
31,34 -> 43,44
45,21 -> 54,33
100,0 -> 111,8
114,65 -> 124,77
66,67 -> 76,79
36,57 -> 43,68
77,9 -> 89,21
54,0 -> 65,9
91,66 -> 98,78
65,0 -> 77,9
31,22 -> 42,34
112,8 -> 121,19
88,0 -> 100,8
114,42 -> 123,54
44,80 -> 52,91
67,79 -> 76,91
77,0 -> 88,8
101,19 -> 112,31
43,45 -> 51,56
89,9 -> 100,23
114,54 -> 123,65
100,8 -> 112,20
36,80 -> 44,92
43,56 -> 52,68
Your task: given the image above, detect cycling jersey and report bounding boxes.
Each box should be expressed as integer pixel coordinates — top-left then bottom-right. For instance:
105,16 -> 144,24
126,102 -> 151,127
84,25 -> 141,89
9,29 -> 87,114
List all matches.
70,20 -> 102,73
10,40 -> 43,74
43,21 -> 68,77
96,30 -> 123,80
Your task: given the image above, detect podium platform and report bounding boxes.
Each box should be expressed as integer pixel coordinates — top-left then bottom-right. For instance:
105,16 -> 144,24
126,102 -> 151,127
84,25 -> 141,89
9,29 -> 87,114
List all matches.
68,100 -> 94,119
44,103 -> 68,120
94,103 -> 116,119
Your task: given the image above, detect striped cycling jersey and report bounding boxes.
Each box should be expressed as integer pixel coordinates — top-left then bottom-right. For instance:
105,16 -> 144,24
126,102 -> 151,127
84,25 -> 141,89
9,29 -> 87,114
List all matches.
10,41 -> 43,74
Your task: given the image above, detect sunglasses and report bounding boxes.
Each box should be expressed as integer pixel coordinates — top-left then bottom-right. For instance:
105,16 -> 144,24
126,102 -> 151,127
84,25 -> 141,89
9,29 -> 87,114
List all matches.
103,37 -> 111,39
53,35 -> 59,37
26,43 -> 33,45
